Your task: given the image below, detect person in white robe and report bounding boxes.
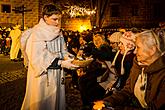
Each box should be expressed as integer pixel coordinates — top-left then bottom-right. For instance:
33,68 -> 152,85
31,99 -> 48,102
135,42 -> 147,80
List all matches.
9,25 -> 22,61
21,4 -> 78,110
20,28 -> 32,68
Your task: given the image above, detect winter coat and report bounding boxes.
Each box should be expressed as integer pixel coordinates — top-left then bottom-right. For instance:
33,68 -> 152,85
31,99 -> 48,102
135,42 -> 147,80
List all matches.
103,54 -> 165,110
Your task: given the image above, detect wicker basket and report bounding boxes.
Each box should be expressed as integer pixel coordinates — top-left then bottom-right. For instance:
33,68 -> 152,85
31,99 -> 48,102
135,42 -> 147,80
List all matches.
72,58 -> 93,67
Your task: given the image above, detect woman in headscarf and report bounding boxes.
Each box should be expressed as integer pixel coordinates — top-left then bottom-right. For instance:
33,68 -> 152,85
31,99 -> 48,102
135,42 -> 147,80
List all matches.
93,29 -> 165,110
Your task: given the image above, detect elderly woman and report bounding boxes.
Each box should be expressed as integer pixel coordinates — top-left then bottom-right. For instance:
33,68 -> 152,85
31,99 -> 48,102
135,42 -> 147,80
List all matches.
93,30 -> 165,110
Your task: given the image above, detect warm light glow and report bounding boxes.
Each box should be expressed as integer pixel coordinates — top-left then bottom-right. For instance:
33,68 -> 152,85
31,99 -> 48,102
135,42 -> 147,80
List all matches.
63,18 -> 92,32
63,5 -> 96,17
79,25 -> 87,32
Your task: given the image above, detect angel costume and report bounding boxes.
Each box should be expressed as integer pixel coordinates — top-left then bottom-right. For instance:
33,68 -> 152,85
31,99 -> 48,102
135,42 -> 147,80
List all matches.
20,28 -> 32,67
9,25 -> 22,60
21,18 -> 67,110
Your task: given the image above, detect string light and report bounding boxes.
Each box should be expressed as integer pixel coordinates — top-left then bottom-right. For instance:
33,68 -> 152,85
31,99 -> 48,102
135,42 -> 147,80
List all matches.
63,5 -> 96,17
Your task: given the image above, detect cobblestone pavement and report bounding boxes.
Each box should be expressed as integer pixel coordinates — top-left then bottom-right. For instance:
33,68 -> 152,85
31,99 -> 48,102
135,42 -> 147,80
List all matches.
0,54 -> 82,110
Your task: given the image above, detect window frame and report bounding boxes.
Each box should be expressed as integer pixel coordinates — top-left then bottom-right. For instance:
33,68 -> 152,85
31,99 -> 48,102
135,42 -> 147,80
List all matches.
1,4 -> 11,13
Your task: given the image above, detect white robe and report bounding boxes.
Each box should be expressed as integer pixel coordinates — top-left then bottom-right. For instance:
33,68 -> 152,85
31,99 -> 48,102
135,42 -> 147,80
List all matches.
21,18 -> 67,110
9,28 -> 22,59
20,28 -> 32,67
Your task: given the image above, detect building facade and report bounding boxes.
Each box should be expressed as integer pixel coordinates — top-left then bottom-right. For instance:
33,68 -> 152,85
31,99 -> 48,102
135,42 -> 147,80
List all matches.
96,0 -> 165,29
0,0 -> 39,28
0,0 -> 164,30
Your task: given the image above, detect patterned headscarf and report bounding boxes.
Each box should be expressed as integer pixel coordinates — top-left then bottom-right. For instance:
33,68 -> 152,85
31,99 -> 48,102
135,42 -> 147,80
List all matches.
112,31 -> 136,75
120,31 -> 136,51
120,31 -> 136,75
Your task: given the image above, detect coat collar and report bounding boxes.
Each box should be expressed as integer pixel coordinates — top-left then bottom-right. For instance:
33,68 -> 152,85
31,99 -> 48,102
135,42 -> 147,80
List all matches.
145,54 -> 165,73
134,54 -> 165,74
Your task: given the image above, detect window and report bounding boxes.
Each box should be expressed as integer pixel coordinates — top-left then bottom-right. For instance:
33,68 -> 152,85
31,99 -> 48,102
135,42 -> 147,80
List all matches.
132,5 -> 138,16
111,5 -> 119,17
1,4 -> 11,13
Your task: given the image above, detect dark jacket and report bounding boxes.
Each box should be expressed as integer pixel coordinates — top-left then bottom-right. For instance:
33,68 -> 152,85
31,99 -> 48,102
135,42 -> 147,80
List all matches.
90,44 -> 115,61
104,54 -> 165,110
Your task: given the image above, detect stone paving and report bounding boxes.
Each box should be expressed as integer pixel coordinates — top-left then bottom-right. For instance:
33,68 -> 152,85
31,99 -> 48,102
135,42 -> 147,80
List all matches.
0,54 -> 82,110
0,54 -> 27,110
0,69 -> 26,85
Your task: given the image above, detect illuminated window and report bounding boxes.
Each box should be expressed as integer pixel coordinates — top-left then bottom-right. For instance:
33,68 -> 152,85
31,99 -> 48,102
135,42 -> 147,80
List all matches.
1,4 -> 11,13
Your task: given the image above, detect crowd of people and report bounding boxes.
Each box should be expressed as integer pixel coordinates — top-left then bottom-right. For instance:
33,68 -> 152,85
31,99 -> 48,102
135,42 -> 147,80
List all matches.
61,24 -> 165,110
0,25 -> 23,61
0,26 -> 11,56
0,3 -> 165,110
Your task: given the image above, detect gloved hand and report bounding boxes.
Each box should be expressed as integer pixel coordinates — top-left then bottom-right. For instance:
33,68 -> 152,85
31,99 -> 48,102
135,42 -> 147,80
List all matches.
61,59 -> 79,70
93,100 -> 105,110
93,100 -> 113,110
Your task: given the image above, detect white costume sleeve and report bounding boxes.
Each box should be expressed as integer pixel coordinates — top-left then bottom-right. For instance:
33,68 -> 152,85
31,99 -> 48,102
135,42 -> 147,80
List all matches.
26,32 -> 59,77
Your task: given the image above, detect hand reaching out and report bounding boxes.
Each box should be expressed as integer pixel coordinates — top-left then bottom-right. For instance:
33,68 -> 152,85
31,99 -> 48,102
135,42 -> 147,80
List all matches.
61,58 -> 79,70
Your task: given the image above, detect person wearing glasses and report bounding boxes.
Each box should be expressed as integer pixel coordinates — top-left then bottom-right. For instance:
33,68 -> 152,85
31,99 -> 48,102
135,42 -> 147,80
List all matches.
21,4 -> 78,110
93,30 -> 165,110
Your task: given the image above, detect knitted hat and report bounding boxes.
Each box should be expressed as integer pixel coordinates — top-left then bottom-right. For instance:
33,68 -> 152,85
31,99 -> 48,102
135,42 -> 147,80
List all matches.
111,31 -> 136,75
120,31 -> 136,51
120,31 -> 136,75
109,32 -> 122,43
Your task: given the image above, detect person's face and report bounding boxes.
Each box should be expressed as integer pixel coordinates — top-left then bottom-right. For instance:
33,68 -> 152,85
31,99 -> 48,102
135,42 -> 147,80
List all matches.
110,42 -> 117,48
134,37 -> 154,65
107,35 -> 119,52
44,14 -> 61,28
118,42 -> 125,54
93,36 -> 104,48
79,37 -> 86,45
109,42 -> 119,52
